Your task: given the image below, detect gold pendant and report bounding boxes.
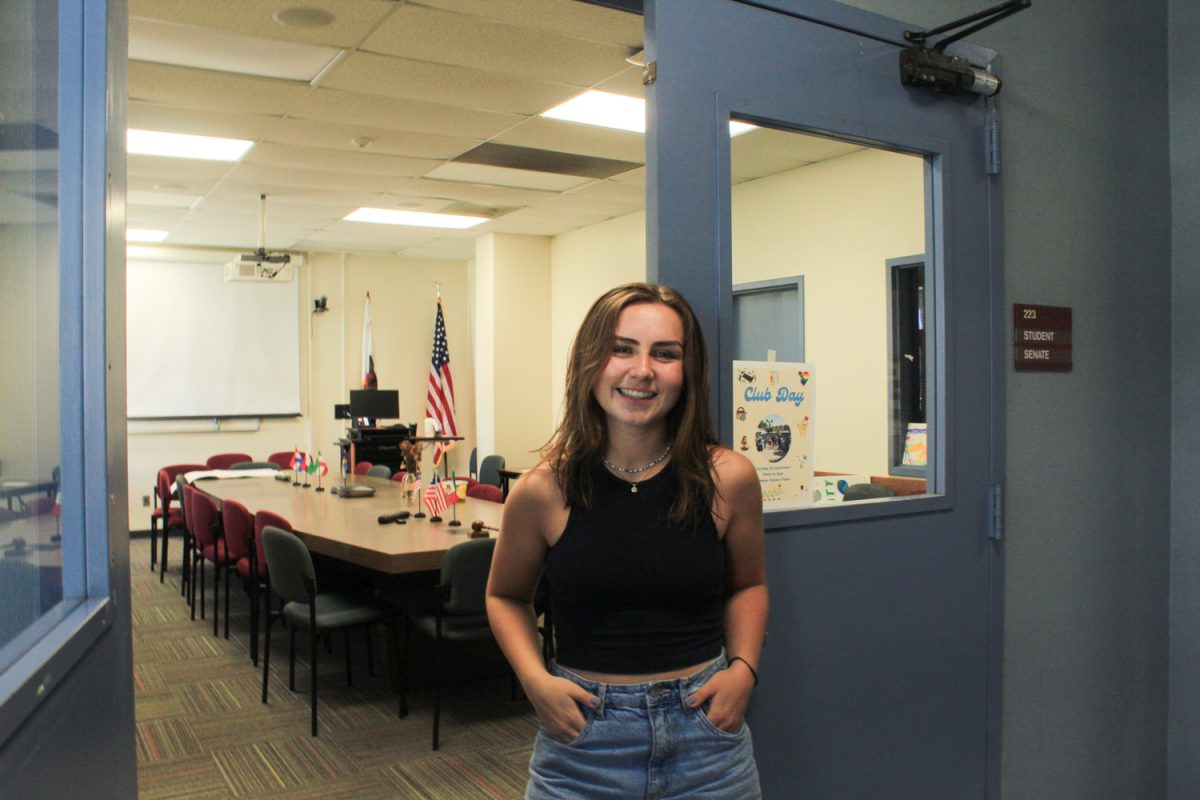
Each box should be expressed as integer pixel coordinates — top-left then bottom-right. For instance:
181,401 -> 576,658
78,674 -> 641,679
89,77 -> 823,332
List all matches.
630,484 -> 638,493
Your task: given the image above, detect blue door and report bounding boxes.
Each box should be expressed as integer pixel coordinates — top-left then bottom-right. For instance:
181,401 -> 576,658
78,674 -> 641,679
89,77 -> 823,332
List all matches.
645,1 -> 1003,796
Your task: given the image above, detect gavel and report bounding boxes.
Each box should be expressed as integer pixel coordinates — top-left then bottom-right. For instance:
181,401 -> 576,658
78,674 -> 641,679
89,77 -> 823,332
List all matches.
470,520 -> 499,538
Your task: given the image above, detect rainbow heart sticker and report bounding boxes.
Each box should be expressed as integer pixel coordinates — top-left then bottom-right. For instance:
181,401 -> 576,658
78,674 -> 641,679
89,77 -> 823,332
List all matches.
798,370 -> 810,385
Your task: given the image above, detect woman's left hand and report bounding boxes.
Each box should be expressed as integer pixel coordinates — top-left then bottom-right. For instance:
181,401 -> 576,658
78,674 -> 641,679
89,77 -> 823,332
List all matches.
685,661 -> 756,732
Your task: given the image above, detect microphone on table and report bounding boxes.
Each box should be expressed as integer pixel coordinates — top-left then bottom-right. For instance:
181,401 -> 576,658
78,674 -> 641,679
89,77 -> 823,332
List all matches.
378,511 -> 411,524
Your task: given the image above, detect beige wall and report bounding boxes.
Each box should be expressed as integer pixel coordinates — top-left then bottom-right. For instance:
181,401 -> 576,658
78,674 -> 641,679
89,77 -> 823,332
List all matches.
125,250 -> 475,528
732,147 -> 925,475
478,234 -> 554,468
549,211 -> 647,427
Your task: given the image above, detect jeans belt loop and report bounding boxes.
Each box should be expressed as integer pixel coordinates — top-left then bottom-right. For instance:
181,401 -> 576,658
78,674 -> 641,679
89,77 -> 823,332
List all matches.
595,682 -> 608,719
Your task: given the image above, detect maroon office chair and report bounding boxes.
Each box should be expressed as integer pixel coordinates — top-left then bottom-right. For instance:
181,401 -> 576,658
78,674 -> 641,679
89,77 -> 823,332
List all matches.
220,499 -> 255,646
206,452 -> 253,470
183,485 -> 233,636
353,461 -> 373,476
251,510 -> 293,666
154,463 -> 206,583
466,482 -> 504,504
266,451 -> 295,470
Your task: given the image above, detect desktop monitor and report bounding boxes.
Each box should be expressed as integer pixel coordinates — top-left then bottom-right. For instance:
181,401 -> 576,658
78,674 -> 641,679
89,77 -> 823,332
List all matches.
349,389 -> 399,422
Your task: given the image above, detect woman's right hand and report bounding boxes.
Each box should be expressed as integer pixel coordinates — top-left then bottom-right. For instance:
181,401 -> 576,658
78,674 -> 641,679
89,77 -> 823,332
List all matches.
525,673 -> 599,743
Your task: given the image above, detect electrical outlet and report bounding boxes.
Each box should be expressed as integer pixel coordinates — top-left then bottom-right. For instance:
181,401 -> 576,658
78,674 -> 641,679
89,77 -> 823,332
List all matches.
142,495 -> 151,507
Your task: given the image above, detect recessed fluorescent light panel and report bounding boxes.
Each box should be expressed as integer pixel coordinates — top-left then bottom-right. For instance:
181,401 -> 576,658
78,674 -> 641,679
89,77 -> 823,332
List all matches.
126,228 -> 169,242
541,90 -> 757,137
127,129 -> 254,161
542,90 -> 645,133
344,208 -> 487,230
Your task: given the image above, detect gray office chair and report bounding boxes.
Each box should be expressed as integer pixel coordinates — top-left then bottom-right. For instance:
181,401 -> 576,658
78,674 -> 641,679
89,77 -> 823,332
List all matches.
228,460 -> 280,470
468,447 -> 478,479
401,536 -> 512,749
478,454 -> 505,488
366,464 -> 393,479
842,483 -> 896,502
260,526 -> 398,736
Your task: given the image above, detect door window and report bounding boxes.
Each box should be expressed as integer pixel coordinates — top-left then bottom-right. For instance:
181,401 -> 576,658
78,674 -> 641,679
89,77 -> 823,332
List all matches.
729,122 -> 931,506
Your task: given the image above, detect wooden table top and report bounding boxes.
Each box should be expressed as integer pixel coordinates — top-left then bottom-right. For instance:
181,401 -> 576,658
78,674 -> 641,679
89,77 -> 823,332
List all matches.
196,475 -> 504,574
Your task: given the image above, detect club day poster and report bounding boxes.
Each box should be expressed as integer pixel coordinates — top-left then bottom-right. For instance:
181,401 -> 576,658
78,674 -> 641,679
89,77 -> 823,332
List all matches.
732,361 -> 815,507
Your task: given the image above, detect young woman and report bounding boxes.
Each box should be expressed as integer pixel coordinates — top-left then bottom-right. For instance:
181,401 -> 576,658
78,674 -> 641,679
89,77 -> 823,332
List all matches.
487,282 -> 768,799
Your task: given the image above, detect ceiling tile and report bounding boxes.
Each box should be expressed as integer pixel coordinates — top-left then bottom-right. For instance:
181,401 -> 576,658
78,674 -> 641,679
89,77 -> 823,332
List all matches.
129,18 -> 342,82
266,117 -> 480,161
128,62 -> 311,116
127,101 -> 280,140
426,162 -> 589,192
609,166 -> 645,185
321,51 -> 579,116
493,116 -> 644,163
126,207 -> 191,227
413,0 -> 643,48
128,0 -> 397,48
498,205 -> 611,228
290,88 -> 522,140
594,68 -> 645,98
363,5 -> 632,86
126,153 -> 238,181
395,239 -> 476,260
127,175 -> 219,196
220,162 -> 408,193
244,142 -> 440,178
127,189 -> 201,208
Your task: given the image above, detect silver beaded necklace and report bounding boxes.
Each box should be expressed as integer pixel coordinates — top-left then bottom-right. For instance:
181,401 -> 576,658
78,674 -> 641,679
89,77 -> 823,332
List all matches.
602,441 -> 672,493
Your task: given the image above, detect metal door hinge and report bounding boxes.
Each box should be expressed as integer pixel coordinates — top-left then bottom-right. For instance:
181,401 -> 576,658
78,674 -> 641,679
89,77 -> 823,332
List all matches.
642,60 -> 657,86
988,484 -> 1003,541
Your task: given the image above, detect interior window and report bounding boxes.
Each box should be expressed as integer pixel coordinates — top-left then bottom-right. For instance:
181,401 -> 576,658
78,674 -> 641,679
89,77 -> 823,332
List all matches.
728,120 -> 932,508
0,0 -> 66,670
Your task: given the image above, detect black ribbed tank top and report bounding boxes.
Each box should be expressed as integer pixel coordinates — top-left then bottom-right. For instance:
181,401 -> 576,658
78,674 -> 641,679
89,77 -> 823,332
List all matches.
544,460 -> 725,674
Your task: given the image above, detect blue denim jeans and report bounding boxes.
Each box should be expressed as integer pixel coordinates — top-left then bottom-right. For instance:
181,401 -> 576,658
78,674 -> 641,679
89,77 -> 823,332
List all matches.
525,655 -> 762,799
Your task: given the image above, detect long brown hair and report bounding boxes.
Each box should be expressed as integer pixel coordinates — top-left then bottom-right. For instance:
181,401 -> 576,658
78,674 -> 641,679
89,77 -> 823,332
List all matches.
542,282 -> 717,526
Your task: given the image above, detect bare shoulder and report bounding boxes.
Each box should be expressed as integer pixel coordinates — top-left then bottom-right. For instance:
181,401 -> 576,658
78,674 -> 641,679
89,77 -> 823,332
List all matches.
709,445 -> 760,494
507,462 -> 565,511
707,446 -> 762,540
502,462 -> 568,545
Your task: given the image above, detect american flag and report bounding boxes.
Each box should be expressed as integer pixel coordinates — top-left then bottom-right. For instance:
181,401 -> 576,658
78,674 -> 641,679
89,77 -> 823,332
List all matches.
423,475 -> 458,517
425,297 -> 458,465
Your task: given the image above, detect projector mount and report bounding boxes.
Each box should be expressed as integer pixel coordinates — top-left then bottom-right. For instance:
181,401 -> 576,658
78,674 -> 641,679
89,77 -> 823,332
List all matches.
249,193 -> 291,278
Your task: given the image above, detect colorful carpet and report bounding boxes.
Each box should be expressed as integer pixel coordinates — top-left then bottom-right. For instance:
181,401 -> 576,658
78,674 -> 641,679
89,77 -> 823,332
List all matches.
131,536 -> 538,799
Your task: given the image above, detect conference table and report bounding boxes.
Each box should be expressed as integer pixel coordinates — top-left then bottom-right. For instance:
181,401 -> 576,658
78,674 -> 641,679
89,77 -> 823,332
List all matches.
196,474 -> 505,575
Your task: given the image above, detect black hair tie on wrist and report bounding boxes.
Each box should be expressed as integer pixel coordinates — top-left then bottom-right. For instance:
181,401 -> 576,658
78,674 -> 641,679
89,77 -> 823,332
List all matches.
728,656 -> 759,686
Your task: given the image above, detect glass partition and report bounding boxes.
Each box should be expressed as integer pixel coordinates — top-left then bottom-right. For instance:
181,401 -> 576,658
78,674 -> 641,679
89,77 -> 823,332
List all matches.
0,0 -> 66,670
728,121 -> 932,506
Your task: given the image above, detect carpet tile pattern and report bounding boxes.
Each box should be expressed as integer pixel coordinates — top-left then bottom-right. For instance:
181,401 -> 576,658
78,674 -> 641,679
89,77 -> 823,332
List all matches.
131,537 -> 538,798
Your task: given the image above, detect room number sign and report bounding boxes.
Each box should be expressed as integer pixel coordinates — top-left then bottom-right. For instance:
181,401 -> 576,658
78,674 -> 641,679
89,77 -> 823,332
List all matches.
1013,304 -> 1072,371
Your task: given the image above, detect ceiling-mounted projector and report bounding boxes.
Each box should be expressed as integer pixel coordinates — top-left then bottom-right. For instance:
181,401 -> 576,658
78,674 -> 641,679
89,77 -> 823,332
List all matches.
224,248 -> 293,282
224,193 -> 295,281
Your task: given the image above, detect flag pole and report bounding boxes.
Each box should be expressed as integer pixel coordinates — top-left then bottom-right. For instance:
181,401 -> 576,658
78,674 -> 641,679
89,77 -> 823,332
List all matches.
448,469 -> 461,527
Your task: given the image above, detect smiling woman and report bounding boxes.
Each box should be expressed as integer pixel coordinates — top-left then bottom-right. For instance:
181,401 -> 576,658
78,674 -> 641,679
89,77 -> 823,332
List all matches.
487,282 -> 768,799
